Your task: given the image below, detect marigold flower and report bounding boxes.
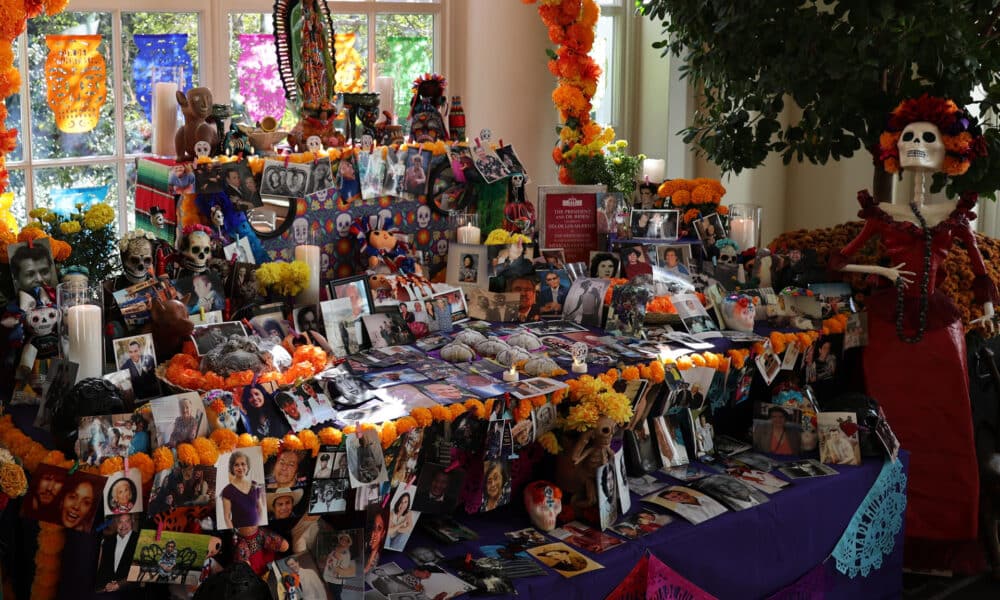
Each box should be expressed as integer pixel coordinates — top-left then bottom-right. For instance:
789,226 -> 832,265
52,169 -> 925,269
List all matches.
318,427 -> 343,446
211,429 -> 239,452
260,437 -> 281,459
153,447 -> 174,472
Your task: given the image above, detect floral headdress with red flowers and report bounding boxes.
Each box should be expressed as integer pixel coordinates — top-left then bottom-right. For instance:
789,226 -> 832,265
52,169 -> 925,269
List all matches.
877,94 -> 987,176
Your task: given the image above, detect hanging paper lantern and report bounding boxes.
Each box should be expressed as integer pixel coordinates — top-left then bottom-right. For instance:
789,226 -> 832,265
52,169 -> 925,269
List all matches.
132,34 -> 193,121
237,33 -> 286,124
45,35 -> 107,134
334,32 -> 364,93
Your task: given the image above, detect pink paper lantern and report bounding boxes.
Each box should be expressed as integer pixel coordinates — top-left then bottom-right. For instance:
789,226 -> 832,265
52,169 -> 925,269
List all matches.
237,33 -> 286,124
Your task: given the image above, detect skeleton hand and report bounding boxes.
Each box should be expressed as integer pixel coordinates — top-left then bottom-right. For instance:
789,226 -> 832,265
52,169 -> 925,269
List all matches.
880,263 -> 916,287
971,302 -> 997,335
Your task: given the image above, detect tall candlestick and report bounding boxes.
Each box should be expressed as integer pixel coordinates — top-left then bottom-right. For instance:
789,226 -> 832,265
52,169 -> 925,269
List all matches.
457,224 -> 481,244
152,82 -> 178,157
66,304 -> 103,381
295,245 -> 321,305
727,204 -> 762,251
642,158 -> 666,184
375,76 -> 395,123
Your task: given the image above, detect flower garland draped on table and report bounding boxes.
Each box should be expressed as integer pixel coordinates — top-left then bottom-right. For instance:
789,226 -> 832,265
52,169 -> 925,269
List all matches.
523,0 -> 605,183
0,0 -> 69,196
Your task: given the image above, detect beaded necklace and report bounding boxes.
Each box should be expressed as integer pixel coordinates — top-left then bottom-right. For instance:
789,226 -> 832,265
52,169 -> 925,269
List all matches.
894,201 -> 932,343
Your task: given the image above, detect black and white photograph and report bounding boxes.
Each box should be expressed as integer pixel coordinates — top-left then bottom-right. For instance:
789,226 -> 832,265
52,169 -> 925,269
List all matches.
220,161 -> 262,210
467,288 -> 521,322
214,447 -> 268,529
693,213 -> 726,257
630,209 -> 679,239
527,542 -> 604,578
447,243 -> 488,290
641,486 -> 728,525
531,402 -> 558,437
562,277 -> 611,328
362,310 -> 416,349
346,429 -> 389,488
520,319 -> 588,335
689,474 -> 769,511
321,297 -> 366,358
112,333 -> 159,399
7,238 -> 58,294
778,459 -> 839,479
103,468 -> 143,515
150,392 -> 209,448
589,251 -> 620,279
672,293 -> 721,338
293,304 -> 324,338
596,462 -> 619,531
314,450 -> 348,480
752,403 -> 803,456
305,156 -> 337,195
260,159 -> 311,198
190,321 -> 247,356
307,478 -> 349,514
383,146 -> 409,196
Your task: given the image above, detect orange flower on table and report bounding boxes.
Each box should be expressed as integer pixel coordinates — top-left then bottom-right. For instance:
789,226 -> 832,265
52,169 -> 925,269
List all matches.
177,443 -> 199,466
99,456 -> 124,476
646,295 -> 676,314
514,398 -> 534,422
192,437 -> 219,466
429,404 -> 453,422
282,433 -> 304,451
690,354 -> 706,367
671,189 -> 691,206
394,417 -> 417,436
379,421 -> 398,449
551,387 -> 567,405
682,209 -> 701,224
449,403 -> 467,419
676,355 -> 694,370
622,366 -> 640,381
317,427 -> 343,446
299,429 -> 320,456
237,433 -> 258,448
260,437 -> 280,459
716,205 -> 729,216
153,447 -> 173,472
410,407 -> 433,427
128,452 -> 154,484
211,429 -> 239,452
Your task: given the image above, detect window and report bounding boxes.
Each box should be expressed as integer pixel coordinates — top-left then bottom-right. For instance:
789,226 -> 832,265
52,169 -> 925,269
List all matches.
591,0 -> 628,131
8,0 -> 442,228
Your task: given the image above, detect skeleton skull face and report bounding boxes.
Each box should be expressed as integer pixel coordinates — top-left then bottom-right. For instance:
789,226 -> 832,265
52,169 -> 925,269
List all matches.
523,481 -> 562,532
511,174 -> 524,188
182,231 -> 212,272
211,205 -> 225,228
193,141 -> 212,158
306,136 -> 323,153
28,306 -> 59,336
416,205 -> 431,229
292,217 -> 309,245
151,212 -> 165,228
479,128 -> 493,143
122,238 -> 154,283
570,342 -> 589,364
435,239 -> 448,256
717,245 -> 737,266
335,212 -> 352,238
898,121 -> 944,170
320,252 -> 330,274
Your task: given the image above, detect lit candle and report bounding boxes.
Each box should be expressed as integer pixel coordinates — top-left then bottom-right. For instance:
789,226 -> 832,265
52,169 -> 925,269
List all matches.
457,223 -> 481,244
152,82 -> 178,157
572,358 -> 587,374
375,76 -> 395,122
642,158 -> 666,184
503,366 -> 519,382
728,217 -> 755,251
295,245 -> 321,305
66,304 -> 103,381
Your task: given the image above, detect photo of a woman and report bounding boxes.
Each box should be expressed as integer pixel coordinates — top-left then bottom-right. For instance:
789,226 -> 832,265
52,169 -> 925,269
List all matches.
365,512 -> 387,573
240,385 -> 289,438
589,252 -> 619,279
107,476 -> 137,514
385,484 -> 419,550
459,255 -> 477,283
323,532 -> 357,599
219,449 -> 267,529
60,476 -> 98,532
480,460 -> 510,512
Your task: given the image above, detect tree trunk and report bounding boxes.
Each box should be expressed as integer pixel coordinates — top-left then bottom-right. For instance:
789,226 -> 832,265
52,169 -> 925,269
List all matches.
871,162 -> 894,204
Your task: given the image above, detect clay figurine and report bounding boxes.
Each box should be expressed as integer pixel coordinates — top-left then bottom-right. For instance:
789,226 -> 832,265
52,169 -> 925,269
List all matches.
175,87 -> 219,162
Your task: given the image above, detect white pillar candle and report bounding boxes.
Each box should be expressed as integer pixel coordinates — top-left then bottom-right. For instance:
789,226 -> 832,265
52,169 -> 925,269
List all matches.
375,76 -> 395,122
642,158 -> 666,183
503,366 -> 519,382
295,245 -> 321,305
456,224 -> 481,244
152,82 -> 178,157
66,304 -> 103,381
728,217 -> 756,251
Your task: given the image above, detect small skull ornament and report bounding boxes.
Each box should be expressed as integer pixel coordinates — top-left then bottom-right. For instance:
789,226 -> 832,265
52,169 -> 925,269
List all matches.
181,230 -> 212,273
210,205 -> 225,228
479,128 -> 493,143
292,217 -> 309,245
717,244 -> 737,265
150,207 -> 166,229
570,342 -> 589,373
121,236 -> 154,283
416,204 -> 431,229
898,121 -> 945,170
28,304 -> 60,336
523,481 -> 563,532
335,212 -> 353,238
306,135 -> 324,154
193,140 -> 212,159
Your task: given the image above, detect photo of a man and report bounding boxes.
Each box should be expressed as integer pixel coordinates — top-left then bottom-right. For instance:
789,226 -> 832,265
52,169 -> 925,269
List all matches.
95,514 -> 140,592
114,334 -> 159,399
538,270 -> 569,317
7,238 -> 57,294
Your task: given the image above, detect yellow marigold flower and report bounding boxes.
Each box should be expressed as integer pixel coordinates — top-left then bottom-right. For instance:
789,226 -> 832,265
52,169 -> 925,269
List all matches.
237,433 -> 258,447
379,421 -> 398,449
82,203 -> 115,230
28,208 -> 49,219
485,229 -> 512,245
282,433 -> 304,451
538,431 -> 561,454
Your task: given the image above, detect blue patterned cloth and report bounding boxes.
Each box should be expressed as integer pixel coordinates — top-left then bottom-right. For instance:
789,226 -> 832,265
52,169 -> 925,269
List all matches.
831,459 -> 908,578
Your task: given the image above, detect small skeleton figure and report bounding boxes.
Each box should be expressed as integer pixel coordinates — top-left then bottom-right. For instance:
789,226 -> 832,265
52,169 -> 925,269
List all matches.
150,206 -> 167,229
570,415 -> 617,508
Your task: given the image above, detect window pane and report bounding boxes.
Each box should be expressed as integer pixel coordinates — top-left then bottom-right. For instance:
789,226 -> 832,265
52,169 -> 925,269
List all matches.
330,13 -> 368,92
33,164 -> 119,234
375,13 -> 433,132
122,12 -> 201,156
27,12 -> 115,160
5,41 -> 21,163
229,13 -> 296,130
591,14 -> 614,127
125,161 -> 137,231
7,169 -> 26,227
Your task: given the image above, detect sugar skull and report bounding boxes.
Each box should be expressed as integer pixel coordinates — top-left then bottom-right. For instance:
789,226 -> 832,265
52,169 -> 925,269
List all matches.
120,235 -> 154,283
721,294 -> 756,332
416,204 -> 431,229
292,217 -> 309,245
181,229 -> 212,273
335,212 -> 353,238
523,480 -> 562,532
194,140 -> 212,158
28,304 -> 60,337
306,135 -> 324,154
570,342 -> 589,371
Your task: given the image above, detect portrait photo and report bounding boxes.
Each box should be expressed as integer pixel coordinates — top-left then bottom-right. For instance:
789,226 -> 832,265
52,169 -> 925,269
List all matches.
630,209 -> 679,239
297,379 -> 336,426
596,192 -> 622,234
240,383 -> 290,439
446,243 -> 488,291
266,487 -> 305,522
618,244 -> 654,279
214,447 -> 267,529
384,482 -> 421,551
275,389 -> 317,432
689,474 -> 769,511
693,212 -> 727,256
312,526 -> 364,592
657,244 -> 693,282
293,304 -> 325,339
818,412 -> 862,466
7,237 -> 57,295
174,271 -> 226,316
94,513 -> 141,592
413,462 -> 465,514
526,542 -> 603,579
249,311 -> 289,344
270,552 -> 330,599
596,462 -> 620,531
346,429 -> 389,488
611,509 -> 672,540
778,459 -> 838,479
642,486 -> 728,524
480,460 -> 511,512
389,428 -> 425,487
540,248 -> 567,269
23,463 -> 106,532
402,147 -> 431,197
260,159 -> 311,199
495,144 -> 527,177
112,333 -> 159,399
220,161 -> 262,210
362,310 -> 416,349
536,269 -> 571,318
103,468 -> 143,515
562,277 -> 611,328
752,403 -> 803,456
314,450 -> 349,480
589,251 -> 620,279
150,393 -> 209,448
321,297 -> 366,359
305,157 -> 336,195
308,478 -> 349,514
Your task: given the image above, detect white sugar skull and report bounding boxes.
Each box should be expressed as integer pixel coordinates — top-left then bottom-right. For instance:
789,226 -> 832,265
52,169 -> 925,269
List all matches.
416,204 -> 431,229
292,217 -> 309,244
335,212 -> 352,238
193,140 -> 212,158
181,230 -> 212,272
121,237 -> 154,283
320,252 -> 330,275
570,342 -> 589,364
28,305 -> 60,336
717,244 -> 737,265
898,121 -> 945,170
523,480 -> 562,532
435,238 -> 448,256
721,294 -> 755,332
306,135 -> 324,153
210,205 -> 225,227
479,128 -> 493,143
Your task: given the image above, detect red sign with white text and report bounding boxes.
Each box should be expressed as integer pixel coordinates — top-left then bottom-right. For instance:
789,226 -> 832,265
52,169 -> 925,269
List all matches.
543,192 -> 598,264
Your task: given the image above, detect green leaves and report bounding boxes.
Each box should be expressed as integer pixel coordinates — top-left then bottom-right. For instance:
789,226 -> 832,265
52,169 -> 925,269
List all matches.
638,0 -> 1000,198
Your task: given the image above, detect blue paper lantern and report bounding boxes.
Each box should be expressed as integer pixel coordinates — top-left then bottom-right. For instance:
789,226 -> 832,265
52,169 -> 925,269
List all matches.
132,34 -> 194,121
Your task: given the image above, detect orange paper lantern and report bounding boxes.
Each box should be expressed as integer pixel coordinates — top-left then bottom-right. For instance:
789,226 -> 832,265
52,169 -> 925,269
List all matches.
45,35 -> 107,134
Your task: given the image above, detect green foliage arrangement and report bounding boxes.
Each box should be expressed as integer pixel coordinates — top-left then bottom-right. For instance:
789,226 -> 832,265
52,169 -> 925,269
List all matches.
26,204 -> 119,281
568,140 -> 646,194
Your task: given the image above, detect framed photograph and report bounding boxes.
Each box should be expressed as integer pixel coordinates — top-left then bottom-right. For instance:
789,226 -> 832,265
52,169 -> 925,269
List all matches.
630,209 -> 679,240
190,321 -> 247,356
618,244 -> 655,279
6,237 -> 57,295
260,159 -> 311,199
220,160 -> 262,210
150,392 -> 210,448
537,185 -> 606,264
215,447 -> 268,529
656,244 -> 693,280
693,212 -> 727,254
446,243 -> 488,291
540,248 -> 567,269
362,309 -> 416,349
329,274 -> 374,317
112,333 -> 159,399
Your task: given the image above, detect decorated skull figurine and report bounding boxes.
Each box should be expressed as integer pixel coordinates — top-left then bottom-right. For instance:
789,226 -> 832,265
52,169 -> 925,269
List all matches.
335,212 -> 353,238
721,294 -> 756,332
119,232 -> 156,284
194,140 -> 212,159
306,135 -> 324,154
180,226 -> 213,274
523,480 -> 563,532
150,206 -> 167,229
570,342 -> 589,373
898,121 -> 945,170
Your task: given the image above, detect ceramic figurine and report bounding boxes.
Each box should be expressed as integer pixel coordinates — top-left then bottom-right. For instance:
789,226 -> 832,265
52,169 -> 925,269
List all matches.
175,87 -> 219,162
721,294 -> 756,332
523,481 -> 563,532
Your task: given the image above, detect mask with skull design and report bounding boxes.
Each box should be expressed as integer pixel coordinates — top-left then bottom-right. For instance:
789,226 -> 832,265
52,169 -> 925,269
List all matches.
181,230 -> 212,273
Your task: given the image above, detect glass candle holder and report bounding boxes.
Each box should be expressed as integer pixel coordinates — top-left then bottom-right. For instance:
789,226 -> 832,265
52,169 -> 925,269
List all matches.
452,212 -> 481,244
57,281 -> 104,382
727,204 -> 762,251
